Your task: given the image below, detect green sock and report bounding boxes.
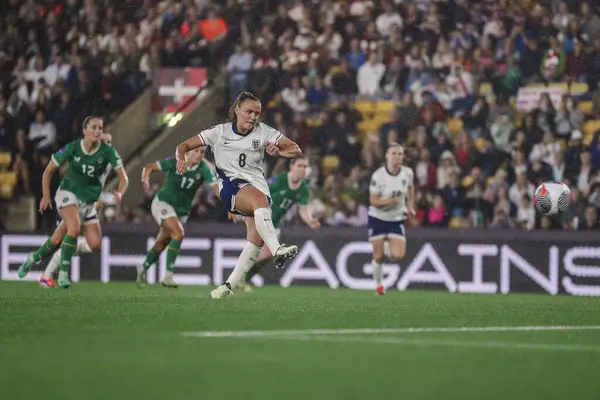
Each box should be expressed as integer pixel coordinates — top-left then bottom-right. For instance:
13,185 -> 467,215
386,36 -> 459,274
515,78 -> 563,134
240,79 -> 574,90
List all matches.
166,239 -> 182,273
59,235 -> 77,273
142,247 -> 162,271
33,238 -> 58,262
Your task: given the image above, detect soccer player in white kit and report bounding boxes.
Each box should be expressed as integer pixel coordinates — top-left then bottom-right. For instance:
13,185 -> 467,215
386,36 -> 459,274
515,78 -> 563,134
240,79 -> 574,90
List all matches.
368,143 -> 415,295
175,92 -> 302,299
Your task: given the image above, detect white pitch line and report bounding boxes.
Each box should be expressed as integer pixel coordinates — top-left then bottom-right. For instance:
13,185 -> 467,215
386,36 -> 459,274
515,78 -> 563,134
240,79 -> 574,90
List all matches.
277,335 -> 600,353
181,325 -> 600,338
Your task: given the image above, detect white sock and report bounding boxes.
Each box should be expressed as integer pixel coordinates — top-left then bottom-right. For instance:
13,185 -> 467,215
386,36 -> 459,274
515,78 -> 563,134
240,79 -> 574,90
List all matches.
43,250 -> 62,278
372,260 -> 383,286
253,208 -> 281,255
164,271 -> 173,280
77,242 -> 92,254
43,241 -> 92,279
226,242 -> 262,288
384,241 -> 391,259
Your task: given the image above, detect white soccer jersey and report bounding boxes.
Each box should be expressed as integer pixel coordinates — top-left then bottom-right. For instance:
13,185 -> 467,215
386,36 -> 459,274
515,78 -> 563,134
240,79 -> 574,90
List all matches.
198,122 -> 283,196
368,165 -> 414,221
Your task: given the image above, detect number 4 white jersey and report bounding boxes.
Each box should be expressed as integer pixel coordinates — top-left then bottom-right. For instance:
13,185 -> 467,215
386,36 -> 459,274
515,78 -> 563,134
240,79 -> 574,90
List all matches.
198,122 -> 283,196
368,166 -> 414,221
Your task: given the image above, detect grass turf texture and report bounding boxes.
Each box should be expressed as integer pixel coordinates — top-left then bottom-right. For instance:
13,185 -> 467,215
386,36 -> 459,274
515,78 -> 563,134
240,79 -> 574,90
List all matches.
1,282 -> 599,400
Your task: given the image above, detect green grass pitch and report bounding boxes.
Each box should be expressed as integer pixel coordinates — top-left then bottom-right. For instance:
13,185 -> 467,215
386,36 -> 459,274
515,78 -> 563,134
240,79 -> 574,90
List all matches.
1,281 -> 599,400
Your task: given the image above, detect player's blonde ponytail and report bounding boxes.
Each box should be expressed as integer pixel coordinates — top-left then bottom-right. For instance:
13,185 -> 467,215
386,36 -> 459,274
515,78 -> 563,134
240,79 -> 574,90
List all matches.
228,92 -> 260,123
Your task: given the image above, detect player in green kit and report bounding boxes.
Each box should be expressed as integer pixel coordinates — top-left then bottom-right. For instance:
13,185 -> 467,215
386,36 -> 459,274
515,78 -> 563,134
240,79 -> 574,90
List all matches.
240,156 -> 320,291
137,146 -> 219,288
39,133 -> 115,288
17,116 -> 129,289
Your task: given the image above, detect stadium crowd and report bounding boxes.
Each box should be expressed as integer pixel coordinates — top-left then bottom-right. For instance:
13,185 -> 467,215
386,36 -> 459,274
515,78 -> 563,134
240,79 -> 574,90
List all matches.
3,0 -> 600,232
0,0 -> 237,229
209,0 -> 600,232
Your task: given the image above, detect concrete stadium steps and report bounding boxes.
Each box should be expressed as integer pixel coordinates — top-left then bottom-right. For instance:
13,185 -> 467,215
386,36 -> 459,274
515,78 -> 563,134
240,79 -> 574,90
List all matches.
105,74 -> 227,208
106,89 -> 152,162
6,195 -> 36,231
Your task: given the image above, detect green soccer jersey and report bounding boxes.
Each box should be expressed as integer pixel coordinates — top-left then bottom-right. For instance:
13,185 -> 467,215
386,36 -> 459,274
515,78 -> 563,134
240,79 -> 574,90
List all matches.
269,173 -> 309,228
52,139 -> 123,204
155,157 -> 217,216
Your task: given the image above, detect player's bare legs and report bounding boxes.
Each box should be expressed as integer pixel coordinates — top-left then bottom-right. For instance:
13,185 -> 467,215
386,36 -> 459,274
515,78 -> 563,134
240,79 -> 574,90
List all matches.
41,221 -> 95,287
233,186 -> 298,268
211,216 -> 264,299
371,237 -> 386,295
137,219 -> 181,288
387,236 -> 406,261
17,219 -> 65,280
56,205 -> 82,288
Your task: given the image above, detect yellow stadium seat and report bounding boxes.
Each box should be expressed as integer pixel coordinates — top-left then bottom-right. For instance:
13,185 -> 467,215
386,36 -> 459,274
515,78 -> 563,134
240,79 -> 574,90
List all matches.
0,153 -> 11,168
578,101 -> 593,115
449,217 -> 464,229
0,171 -> 17,186
0,171 -> 17,200
373,113 -> 390,126
357,119 -> 381,134
447,118 -> 463,135
474,137 -> 487,151
583,120 -> 600,137
478,82 -> 492,96
306,118 -> 323,128
584,132 -> 594,146
549,82 -> 568,92
375,100 -> 395,114
570,83 -> 589,95
321,155 -> 340,173
353,101 -> 374,116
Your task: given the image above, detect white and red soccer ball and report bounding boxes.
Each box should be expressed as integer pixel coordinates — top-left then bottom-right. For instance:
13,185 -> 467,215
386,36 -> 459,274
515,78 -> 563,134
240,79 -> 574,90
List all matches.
533,181 -> 571,216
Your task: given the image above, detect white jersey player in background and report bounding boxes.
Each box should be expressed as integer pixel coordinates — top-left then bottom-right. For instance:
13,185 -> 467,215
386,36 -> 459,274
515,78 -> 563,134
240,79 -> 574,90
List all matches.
39,133 -> 115,288
175,92 -> 302,299
368,143 -> 415,295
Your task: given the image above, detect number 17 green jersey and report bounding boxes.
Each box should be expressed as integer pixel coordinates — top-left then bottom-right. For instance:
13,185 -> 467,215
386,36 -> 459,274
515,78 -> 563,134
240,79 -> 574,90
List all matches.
155,157 -> 217,216
269,173 -> 309,229
51,139 -> 123,203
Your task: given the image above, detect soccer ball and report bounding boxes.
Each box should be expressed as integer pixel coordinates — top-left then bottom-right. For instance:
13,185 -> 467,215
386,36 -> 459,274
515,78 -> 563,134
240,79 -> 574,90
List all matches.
533,181 -> 571,216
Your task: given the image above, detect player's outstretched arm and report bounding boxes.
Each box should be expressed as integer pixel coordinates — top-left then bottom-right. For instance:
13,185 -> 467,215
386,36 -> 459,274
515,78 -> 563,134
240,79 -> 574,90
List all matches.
369,194 -> 398,209
299,206 -> 320,230
210,183 -> 221,200
39,161 -> 58,212
266,136 -> 302,159
175,135 -> 204,173
113,167 -> 129,203
407,183 -> 416,217
141,162 -> 160,193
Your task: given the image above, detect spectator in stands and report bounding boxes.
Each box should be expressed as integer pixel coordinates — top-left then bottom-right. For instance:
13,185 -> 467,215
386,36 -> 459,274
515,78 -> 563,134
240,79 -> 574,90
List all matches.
541,38 -> 566,82
346,38 -> 367,72
281,76 -> 309,113
28,109 -> 56,151
529,131 -> 561,166
357,53 -> 385,96
579,205 -> 600,230
555,95 -> 584,138
437,151 -> 460,190
380,56 -> 408,96
227,44 -> 253,102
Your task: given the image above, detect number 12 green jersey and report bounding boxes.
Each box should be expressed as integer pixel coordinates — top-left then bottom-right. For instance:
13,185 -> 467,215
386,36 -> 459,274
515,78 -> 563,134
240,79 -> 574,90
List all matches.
52,139 -> 123,203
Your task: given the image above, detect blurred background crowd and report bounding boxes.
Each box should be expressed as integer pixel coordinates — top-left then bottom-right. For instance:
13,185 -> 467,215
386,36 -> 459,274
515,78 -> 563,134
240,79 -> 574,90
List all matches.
2,0 -> 600,232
